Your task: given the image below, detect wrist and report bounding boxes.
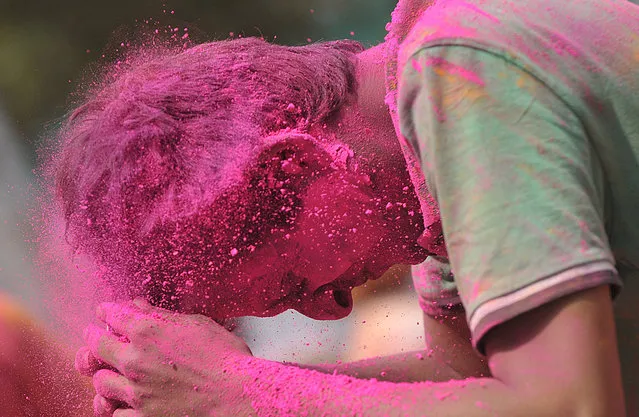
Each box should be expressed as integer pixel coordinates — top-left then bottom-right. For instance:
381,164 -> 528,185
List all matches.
203,353 -> 258,416
232,357 -> 313,417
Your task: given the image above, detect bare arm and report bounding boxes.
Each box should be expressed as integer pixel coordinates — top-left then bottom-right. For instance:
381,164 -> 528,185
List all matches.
87,285 -> 625,416
300,349 -> 466,383
304,308 -> 489,383
236,285 -> 625,416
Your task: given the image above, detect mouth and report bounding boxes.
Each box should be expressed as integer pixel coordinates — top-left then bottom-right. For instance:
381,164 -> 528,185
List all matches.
293,283 -> 354,320
332,288 -> 351,308
290,265 -> 381,320
314,282 -> 354,311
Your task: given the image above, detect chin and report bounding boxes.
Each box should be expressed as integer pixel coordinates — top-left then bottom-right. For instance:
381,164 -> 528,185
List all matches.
251,304 -> 291,318
299,305 -> 353,320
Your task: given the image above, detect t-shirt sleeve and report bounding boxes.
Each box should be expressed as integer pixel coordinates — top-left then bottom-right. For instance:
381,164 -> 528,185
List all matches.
398,45 -> 622,353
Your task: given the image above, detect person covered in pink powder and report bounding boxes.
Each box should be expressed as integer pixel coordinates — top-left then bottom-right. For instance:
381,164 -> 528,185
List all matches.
55,0 -> 638,415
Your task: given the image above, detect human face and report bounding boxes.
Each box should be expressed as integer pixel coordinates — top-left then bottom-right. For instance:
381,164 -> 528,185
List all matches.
186,166 -> 422,321
284,169 -> 395,320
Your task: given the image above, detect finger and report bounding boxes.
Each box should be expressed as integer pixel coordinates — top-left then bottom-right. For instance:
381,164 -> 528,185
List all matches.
93,394 -> 117,417
76,345 -> 119,376
132,297 -> 178,323
76,345 -> 102,376
96,302 -> 145,337
113,409 -> 142,417
98,299 -> 185,343
131,297 -> 153,311
93,369 -> 138,407
85,324 -> 128,369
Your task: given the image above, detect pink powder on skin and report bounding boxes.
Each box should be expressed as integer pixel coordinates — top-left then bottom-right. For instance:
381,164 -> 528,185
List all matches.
30,6 -> 482,414
238,358 -> 419,416
45,36 -> 366,319
234,356 -> 495,416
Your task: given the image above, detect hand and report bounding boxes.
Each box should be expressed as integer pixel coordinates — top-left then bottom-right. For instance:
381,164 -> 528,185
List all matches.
78,299 -> 255,417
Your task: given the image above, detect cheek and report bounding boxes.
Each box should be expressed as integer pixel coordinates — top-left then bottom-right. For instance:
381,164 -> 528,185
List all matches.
292,173 -> 389,281
191,245 -> 289,316
294,199 -> 386,278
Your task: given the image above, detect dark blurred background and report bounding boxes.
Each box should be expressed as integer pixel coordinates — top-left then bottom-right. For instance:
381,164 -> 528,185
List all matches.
0,0 -> 396,163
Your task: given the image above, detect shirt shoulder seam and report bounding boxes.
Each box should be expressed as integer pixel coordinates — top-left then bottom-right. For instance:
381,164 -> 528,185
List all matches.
402,38 -> 587,124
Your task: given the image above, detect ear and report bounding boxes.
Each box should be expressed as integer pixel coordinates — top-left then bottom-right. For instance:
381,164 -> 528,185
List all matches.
252,132 -> 334,183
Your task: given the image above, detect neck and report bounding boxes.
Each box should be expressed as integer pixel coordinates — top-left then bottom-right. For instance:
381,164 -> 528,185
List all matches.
354,45 -> 390,122
388,0 -> 436,43
311,44 -> 402,174
312,45 -> 428,266
345,44 -> 402,160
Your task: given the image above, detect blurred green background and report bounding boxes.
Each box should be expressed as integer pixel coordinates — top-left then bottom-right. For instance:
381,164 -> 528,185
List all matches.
0,0 -> 396,163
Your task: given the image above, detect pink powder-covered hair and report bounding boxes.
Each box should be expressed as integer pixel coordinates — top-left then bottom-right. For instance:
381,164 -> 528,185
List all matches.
53,37 -> 363,309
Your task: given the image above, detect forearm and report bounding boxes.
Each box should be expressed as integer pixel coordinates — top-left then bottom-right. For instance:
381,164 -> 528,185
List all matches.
236,357 -> 543,417
236,287 -> 626,417
301,311 -> 489,383
299,349 -> 465,383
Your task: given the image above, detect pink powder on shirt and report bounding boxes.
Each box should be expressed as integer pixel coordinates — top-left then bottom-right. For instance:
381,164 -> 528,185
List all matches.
421,56 -> 486,87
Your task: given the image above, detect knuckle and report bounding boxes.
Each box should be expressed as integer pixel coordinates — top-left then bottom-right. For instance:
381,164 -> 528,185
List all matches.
192,313 -> 209,323
128,385 -> 148,408
95,334 -> 113,358
132,319 -> 157,339
93,368 -> 106,382
119,347 -> 142,375
92,369 -> 111,391
93,394 -> 110,417
120,358 -> 137,376
74,347 -> 90,372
